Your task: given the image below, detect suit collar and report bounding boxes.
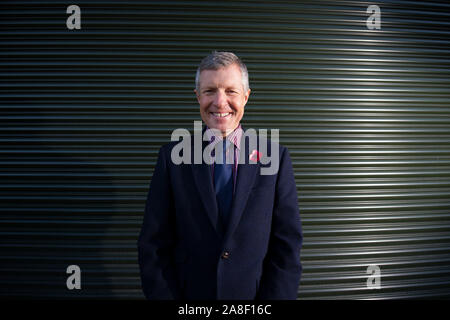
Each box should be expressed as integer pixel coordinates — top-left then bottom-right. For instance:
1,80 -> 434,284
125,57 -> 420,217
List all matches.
204,124 -> 244,151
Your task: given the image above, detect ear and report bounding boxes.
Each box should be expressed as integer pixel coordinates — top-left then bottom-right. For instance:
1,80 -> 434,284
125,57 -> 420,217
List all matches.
243,89 -> 251,104
194,89 -> 200,103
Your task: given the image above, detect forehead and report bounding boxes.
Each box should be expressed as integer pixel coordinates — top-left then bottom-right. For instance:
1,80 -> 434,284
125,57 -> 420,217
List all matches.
198,64 -> 243,89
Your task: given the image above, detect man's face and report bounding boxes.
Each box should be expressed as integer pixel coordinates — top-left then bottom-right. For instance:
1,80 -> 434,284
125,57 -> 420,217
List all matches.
195,64 -> 251,136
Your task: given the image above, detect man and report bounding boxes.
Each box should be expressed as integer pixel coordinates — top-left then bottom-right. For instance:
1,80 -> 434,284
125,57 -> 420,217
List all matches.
138,51 -> 303,300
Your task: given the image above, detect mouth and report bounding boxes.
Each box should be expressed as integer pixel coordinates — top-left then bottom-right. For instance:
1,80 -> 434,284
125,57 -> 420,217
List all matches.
210,112 -> 233,119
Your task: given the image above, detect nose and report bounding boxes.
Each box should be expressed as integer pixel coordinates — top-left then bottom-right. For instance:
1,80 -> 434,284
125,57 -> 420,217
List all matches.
213,90 -> 228,109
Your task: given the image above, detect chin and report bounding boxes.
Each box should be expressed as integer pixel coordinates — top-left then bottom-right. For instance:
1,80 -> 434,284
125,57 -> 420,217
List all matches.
212,125 -> 228,133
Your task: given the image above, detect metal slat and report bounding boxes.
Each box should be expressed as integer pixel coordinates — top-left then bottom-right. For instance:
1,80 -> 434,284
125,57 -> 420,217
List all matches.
1,0 -> 450,299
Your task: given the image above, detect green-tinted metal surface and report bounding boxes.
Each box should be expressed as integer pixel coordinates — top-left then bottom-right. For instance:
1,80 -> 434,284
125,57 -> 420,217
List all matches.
1,0 -> 449,299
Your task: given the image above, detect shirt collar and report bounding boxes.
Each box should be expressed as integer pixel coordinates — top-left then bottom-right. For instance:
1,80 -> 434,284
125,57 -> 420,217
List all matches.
205,124 -> 243,150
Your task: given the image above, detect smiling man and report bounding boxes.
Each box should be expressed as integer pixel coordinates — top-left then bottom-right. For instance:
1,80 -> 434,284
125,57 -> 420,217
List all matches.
195,56 -> 250,136
138,51 -> 303,300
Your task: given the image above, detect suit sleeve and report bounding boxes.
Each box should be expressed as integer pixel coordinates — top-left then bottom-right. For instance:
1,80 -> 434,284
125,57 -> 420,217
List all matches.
137,145 -> 180,300
257,146 -> 303,300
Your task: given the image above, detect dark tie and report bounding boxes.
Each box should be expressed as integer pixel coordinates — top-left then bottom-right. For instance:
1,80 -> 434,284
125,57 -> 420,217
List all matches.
214,139 -> 233,225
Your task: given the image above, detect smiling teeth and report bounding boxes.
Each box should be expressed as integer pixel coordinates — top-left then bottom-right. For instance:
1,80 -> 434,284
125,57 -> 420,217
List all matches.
212,113 -> 231,117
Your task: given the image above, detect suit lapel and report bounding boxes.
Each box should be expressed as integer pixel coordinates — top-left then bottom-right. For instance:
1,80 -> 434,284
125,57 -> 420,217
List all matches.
223,134 -> 259,243
191,139 -> 224,236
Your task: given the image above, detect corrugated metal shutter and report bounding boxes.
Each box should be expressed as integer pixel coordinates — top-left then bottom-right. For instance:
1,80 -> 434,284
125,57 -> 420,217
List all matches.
1,0 -> 449,299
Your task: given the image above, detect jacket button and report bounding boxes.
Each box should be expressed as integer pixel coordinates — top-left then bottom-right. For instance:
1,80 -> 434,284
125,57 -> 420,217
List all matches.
221,251 -> 230,259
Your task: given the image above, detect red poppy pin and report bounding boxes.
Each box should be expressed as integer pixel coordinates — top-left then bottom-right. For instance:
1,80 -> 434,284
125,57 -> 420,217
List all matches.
249,149 -> 262,162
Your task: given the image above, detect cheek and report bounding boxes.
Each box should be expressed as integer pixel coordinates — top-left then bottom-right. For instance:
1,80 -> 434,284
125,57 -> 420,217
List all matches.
235,103 -> 245,115
199,99 -> 209,111
230,98 -> 245,111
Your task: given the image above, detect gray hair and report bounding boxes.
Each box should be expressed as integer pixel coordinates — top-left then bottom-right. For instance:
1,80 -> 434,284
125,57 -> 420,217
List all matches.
195,51 -> 250,92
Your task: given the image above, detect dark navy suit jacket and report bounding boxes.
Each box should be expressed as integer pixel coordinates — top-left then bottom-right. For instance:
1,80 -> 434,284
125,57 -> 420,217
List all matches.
138,129 -> 303,300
